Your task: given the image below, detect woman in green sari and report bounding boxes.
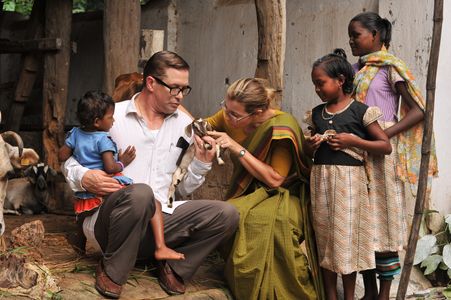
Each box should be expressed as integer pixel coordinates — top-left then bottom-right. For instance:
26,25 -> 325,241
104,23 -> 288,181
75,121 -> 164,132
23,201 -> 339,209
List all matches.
207,78 -> 324,300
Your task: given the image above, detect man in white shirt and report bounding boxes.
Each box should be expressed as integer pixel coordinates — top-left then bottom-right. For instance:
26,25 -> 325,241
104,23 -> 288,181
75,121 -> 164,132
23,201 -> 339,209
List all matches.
63,51 -> 239,298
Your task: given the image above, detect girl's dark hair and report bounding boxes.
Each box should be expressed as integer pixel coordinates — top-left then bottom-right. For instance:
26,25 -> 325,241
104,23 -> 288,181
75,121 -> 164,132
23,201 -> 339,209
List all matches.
313,48 -> 355,94
77,91 -> 114,128
351,12 -> 392,48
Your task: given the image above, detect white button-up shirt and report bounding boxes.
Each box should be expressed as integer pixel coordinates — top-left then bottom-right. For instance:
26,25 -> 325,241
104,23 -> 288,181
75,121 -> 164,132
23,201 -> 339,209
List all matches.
63,93 -> 212,214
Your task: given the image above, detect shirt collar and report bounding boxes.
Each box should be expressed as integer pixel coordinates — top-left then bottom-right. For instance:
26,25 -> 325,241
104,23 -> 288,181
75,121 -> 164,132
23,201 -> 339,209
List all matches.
125,92 -> 179,120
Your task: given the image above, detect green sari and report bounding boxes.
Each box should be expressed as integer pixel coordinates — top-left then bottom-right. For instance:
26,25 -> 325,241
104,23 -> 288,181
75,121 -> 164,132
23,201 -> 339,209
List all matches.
224,113 -> 324,300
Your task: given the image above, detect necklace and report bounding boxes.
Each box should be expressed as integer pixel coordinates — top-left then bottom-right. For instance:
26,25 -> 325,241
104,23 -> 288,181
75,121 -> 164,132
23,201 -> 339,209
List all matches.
321,100 -> 355,124
321,106 -> 336,124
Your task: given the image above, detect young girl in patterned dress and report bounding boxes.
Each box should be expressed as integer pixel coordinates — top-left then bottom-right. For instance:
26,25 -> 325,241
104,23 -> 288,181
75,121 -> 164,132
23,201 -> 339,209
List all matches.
306,49 -> 392,300
348,12 -> 438,300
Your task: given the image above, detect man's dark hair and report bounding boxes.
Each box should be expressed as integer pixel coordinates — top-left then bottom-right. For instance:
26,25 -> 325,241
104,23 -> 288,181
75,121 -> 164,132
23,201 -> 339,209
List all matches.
77,91 -> 114,128
313,48 -> 355,95
142,51 -> 190,81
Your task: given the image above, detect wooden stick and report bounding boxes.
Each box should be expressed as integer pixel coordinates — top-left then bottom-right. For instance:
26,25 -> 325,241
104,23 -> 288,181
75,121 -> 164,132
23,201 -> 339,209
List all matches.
396,0 -> 443,298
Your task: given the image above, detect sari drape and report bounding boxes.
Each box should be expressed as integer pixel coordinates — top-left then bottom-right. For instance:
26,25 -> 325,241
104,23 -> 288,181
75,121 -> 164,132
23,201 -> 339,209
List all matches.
224,113 -> 324,300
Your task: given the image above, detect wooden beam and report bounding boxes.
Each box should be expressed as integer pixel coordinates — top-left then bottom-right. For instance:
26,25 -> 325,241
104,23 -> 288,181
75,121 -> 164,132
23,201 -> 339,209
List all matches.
103,0 -> 141,95
254,0 -> 286,106
42,0 -> 72,171
396,0 -> 443,298
5,0 -> 45,132
0,38 -> 61,54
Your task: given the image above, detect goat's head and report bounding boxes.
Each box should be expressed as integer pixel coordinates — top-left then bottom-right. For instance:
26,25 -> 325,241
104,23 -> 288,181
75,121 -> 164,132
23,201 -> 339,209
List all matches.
0,118 -> 39,235
0,131 -> 24,179
0,130 -> 25,236
24,163 -> 57,208
185,118 -> 213,150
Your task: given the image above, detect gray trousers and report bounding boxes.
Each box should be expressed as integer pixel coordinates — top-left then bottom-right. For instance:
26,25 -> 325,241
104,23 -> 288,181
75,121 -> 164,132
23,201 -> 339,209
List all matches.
94,184 -> 239,285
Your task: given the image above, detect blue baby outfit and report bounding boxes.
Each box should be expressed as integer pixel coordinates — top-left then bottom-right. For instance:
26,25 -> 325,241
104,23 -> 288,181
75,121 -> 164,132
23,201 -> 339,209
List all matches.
65,127 -> 133,198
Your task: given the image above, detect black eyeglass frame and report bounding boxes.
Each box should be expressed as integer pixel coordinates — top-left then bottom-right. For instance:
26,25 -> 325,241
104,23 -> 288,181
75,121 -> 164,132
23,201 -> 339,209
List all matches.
152,76 -> 192,96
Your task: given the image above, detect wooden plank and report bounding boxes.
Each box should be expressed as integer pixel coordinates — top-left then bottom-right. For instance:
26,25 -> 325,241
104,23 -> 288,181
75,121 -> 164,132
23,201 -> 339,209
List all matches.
254,0 -> 286,106
103,0 -> 141,95
5,0 -> 45,132
42,0 -> 72,171
0,38 -> 61,54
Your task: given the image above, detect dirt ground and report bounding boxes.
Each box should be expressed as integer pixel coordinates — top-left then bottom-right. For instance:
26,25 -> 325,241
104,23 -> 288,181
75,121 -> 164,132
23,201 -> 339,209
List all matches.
3,214 -> 232,300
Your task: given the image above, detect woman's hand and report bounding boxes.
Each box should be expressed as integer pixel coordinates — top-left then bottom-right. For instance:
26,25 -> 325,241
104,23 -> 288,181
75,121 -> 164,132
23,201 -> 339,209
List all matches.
81,169 -> 123,196
118,145 -> 136,167
327,133 -> 358,151
207,131 -> 241,155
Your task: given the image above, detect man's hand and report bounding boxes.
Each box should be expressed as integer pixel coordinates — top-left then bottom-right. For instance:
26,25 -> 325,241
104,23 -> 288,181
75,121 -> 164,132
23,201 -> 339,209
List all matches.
118,145 -> 136,167
193,135 -> 217,163
81,169 -> 123,196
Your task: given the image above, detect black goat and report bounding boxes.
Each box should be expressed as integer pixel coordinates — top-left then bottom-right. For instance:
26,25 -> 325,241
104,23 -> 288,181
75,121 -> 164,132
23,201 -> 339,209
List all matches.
4,163 -> 57,215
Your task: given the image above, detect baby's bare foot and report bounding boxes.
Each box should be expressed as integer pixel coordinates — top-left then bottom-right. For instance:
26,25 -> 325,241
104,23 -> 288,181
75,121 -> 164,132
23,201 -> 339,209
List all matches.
155,246 -> 185,261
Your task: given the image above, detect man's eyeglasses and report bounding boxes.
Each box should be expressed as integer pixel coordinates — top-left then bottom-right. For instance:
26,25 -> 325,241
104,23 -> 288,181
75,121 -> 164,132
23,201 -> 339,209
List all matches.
220,100 -> 254,122
153,76 -> 192,96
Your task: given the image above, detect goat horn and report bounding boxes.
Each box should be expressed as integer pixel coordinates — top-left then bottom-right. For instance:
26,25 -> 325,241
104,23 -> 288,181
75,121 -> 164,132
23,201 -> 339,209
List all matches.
1,131 -> 24,157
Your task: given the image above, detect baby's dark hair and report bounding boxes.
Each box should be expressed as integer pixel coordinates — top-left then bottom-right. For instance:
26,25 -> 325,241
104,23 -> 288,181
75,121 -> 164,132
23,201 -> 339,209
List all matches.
77,91 -> 114,128
351,12 -> 392,49
313,48 -> 355,94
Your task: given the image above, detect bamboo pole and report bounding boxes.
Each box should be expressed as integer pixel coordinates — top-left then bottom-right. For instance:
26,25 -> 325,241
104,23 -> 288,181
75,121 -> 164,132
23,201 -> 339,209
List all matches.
396,0 -> 443,298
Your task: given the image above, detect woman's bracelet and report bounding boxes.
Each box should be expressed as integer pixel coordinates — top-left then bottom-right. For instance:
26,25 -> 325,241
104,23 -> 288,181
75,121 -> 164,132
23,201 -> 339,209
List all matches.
117,161 -> 125,171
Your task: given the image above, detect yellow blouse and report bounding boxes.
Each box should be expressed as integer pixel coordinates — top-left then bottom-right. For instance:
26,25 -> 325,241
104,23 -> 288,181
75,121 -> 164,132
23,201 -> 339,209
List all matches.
206,110 -> 292,177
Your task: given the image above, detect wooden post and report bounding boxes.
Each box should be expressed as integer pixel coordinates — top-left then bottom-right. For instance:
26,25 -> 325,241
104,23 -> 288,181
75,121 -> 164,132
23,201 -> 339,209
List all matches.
396,0 -> 443,298
103,0 -> 141,95
42,0 -> 72,171
5,0 -> 45,132
254,0 -> 286,106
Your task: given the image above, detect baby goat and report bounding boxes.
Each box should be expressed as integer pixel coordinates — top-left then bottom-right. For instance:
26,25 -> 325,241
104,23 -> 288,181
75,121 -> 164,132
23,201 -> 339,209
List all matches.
168,118 -> 224,208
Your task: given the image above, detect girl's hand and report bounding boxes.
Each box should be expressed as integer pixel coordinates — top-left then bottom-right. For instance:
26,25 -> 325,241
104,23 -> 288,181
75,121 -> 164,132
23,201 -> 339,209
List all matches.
306,134 -> 322,152
119,145 -> 136,167
327,133 -> 358,151
207,131 -> 241,155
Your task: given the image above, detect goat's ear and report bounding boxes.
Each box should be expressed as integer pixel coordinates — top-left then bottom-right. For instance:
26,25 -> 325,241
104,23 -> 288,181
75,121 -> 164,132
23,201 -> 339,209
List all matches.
184,124 -> 193,137
24,166 -> 33,177
24,166 -> 37,183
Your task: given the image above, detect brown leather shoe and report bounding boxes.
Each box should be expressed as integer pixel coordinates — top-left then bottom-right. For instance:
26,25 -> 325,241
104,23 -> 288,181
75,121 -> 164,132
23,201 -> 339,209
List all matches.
95,261 -> 122,299
156,261 -> 186,295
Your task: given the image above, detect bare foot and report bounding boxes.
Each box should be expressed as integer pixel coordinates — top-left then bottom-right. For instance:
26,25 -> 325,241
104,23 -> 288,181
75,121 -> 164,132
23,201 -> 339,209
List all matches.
155,246 -> 185,261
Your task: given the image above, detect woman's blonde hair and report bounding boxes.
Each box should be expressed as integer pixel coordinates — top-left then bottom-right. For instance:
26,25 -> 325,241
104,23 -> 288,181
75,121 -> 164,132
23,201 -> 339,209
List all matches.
226,78 -> 276,113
